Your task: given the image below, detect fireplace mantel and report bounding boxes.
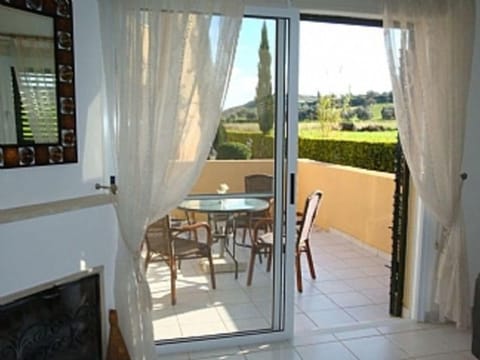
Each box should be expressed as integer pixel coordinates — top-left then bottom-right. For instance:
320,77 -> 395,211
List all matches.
0,194 -> 113,224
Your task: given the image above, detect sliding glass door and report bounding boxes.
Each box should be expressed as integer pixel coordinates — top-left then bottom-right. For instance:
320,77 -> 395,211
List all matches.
152,7 -> 298,352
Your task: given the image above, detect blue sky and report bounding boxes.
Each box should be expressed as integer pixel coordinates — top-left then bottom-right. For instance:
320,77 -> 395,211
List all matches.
223,19 -> 392,110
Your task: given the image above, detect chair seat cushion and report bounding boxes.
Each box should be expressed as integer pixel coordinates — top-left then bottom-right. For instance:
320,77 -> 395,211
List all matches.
259,232 -> 274,245
173,238 -> 210,256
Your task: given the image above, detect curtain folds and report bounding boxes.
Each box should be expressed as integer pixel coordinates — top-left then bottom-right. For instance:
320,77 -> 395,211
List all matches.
99,1 -> 243,358
383,0 -> 475,328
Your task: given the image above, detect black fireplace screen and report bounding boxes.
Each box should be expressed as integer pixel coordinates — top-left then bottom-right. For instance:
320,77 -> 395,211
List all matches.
0,273 -> 102,360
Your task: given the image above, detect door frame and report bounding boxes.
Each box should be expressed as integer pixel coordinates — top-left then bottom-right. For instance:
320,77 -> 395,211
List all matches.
156,6 -> 300,355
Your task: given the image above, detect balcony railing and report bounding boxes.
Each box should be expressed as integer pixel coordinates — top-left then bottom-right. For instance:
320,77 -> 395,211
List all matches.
178,159 -> 394,255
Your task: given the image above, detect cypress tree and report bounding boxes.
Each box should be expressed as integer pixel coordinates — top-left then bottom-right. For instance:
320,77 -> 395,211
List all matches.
255,22 -> 274,135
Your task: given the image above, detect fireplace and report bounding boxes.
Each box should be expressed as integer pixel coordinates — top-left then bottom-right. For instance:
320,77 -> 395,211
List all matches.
0,270 -> 103,360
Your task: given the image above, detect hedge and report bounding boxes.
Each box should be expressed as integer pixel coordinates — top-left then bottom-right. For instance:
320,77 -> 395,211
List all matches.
216,141 -> 252,160
226,131 -> 396,173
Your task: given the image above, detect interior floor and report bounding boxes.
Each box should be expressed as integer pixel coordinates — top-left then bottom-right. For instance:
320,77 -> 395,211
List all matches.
159,319 -> 474,360
148,228 -> 474,359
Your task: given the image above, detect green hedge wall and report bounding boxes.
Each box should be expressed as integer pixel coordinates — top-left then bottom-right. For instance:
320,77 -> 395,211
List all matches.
227,132 -> 274,159
226,131 -> 396,173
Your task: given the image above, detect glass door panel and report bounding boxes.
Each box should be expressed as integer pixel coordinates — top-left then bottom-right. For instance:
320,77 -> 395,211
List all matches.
150,11 -> 297,345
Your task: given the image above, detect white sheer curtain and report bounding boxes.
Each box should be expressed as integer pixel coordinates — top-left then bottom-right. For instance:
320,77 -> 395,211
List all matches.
99,0 -> 243,358
12,38 -> 57,143
384,0 -> 475,328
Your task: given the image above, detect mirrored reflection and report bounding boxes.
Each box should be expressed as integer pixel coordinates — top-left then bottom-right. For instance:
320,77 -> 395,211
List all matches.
0,4 -> 57,145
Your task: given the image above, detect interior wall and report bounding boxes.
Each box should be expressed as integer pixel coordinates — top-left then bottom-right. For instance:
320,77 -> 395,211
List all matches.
0,0 -> 117,326
463,0 -> 480,302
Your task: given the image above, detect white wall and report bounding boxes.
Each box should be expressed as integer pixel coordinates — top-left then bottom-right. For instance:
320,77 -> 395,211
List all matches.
0,0 -> 117,323
294,0 -> 382,17
463,1 -> 480,299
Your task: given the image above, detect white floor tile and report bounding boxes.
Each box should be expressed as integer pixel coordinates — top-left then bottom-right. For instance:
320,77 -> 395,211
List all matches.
344,304 -> 391,322
360,287 -> 390,304
344,277 -> 385,291
342,335 -> 409,360
386,327 -> 471,357
244,348 -> 301,360
295,294 -> 339,311
215,303 -> 263,321
413,351 -> 477,360
290,333 -> 337,347
376,320 -> 439,334
189,346 -> 244,359
307,308 -> 357,328
294,313 -> 319,333
176,307 -> 223,325
334,327 -> 381,340
314,279 -> 353,294
296,342 -> 358,360
224,317 -> 270,332
328,291 -> 373,307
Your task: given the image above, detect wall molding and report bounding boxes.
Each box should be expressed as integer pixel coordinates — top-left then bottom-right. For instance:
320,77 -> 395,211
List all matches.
0,194 -> 113,224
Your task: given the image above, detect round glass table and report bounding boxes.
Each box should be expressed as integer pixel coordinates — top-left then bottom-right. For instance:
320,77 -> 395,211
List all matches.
178,196 -> 270,278
178,197 -> 270,214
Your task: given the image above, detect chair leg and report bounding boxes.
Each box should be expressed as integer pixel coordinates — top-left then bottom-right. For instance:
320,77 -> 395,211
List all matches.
170,259 -> 177,305
295,252 -> 303,292
304,241 -> 316,279
144,252 -> 151,273
246,247 -> 257,286
266,246 -> 273,272
208,251 -> 216,289
242,227 -> 247,244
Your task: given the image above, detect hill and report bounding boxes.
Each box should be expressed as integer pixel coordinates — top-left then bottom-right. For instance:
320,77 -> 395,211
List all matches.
222,95 -> 316,122
222,91 -> 393,122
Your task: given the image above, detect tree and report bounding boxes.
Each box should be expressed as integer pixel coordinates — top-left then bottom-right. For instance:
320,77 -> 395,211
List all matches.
255,22 -> 274,135
316,92 -> 340,135
340,93 -> 354,121
381,106 -> 395,120
355,106 -> 373,120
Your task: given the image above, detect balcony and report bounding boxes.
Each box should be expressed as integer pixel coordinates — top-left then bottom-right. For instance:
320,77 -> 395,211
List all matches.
149,159 -> 395,341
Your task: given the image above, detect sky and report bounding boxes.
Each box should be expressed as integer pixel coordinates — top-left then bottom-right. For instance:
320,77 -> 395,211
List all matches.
223,19 -> 392,110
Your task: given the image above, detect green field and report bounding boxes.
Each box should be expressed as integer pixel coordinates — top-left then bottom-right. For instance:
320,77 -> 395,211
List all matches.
224,120 -> 398,144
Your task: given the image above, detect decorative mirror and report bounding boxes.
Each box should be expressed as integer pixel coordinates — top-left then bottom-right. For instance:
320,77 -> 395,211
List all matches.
0,0 -> 76,168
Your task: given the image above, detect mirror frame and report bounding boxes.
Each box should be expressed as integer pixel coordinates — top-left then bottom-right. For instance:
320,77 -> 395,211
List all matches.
0,0 -> 77,168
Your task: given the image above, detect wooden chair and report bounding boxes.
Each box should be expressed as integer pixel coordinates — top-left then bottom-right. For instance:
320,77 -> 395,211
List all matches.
246,190 -> 323,292
143,216 -> 216,305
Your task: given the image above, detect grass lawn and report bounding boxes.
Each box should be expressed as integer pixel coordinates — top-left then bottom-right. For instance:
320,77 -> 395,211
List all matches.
224,121 -> 398,143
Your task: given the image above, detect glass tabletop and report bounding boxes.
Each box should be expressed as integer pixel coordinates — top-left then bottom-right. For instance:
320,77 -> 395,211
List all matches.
178,197 -> 270,214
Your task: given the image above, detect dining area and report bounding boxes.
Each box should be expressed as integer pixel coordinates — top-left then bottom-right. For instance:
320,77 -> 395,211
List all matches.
143,174 -> 276,304
144,208 -> 392,341
140,160 -> 395,343
141,171 -> 335,342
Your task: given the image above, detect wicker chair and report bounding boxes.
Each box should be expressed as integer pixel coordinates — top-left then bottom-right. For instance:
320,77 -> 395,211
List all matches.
235,174 -> 274,244
143,216 -> 216,305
